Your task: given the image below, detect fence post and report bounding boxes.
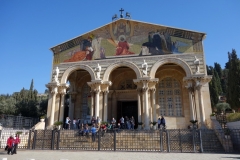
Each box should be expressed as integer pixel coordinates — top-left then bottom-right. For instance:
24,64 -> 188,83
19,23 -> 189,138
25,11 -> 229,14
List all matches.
51,129 -> 55,150
27,129 -> 32,149
57,130 -> 60,150
179,129 -> 182,153
166,130 -> 170,152
199,129 -> 203,153
98,131 -> 100,151
32,130 -> 37,149
160,130 -> 163,152
192,129 -> 196,153
114,130 -> 116,151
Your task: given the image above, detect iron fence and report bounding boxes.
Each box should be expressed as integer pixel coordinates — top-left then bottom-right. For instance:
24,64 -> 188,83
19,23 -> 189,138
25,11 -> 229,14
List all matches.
0,114 -> 38,129
0,129 -> 30,149
25,128 -> 240,153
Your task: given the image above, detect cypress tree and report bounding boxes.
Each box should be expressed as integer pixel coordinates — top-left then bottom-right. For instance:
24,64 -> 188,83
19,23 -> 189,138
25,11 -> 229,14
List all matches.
30,79 -> 34,91
226,49 -> 240,110
214,63 -> 225,94
207,66 -> 220,108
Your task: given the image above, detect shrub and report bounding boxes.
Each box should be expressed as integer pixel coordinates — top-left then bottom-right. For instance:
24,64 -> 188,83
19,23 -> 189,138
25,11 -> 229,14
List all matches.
54,121 -> 63,126
101,121 -> 108,125
190,120 -> 198,124
216,103 -> 231,112
226,113 -> 240,122
151,121 -> 157,125
40,116 -> 45,119
210,113 -> 216,116
16,131 -> 23,135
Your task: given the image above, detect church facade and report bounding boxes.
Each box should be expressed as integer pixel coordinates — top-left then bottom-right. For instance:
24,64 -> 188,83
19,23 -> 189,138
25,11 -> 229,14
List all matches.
46,18 -> 212,129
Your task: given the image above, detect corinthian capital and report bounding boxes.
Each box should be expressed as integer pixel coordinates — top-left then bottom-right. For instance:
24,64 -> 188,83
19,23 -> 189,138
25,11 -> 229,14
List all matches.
46,82 -> 59,95
142,87 -> 149,92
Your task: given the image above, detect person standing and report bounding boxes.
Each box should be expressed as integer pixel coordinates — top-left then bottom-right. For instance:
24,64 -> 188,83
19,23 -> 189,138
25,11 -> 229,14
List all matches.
13,134 -> 20,154
96,116 -> 101,126
91,124 -> 98,142
130,116 -> 135,129
77,118 -> 81,129
157,117 -> 161,129
120,116 -> 124,129
160,116 -> 166,129
68,117 -> 71,129
111,118 -> 116,129
91,116 -> 96,125
73,118 -> 77,130
7,136 -> 14,155
65,117 -> 69,129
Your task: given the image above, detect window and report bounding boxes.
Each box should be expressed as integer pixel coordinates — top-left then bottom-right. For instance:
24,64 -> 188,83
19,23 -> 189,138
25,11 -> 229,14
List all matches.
158,77 -> 182,116
81,84 -> 91,119
118,79 -> 137,90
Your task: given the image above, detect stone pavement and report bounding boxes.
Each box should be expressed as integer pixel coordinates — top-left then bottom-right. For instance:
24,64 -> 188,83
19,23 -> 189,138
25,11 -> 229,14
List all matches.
0,150 -> 239,160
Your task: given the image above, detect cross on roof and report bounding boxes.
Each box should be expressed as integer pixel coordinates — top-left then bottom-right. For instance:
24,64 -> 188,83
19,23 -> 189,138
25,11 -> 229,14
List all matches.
119,8 -> 124,18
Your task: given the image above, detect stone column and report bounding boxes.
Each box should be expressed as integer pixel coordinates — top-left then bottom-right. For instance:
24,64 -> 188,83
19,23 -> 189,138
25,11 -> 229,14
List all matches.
137,89 -> 142,123
50,87 -> 58,126
59,93 -> 65,122
149,91 -> 152,122
151,89 -> 156,122
185,81 -> 196,121
184,76 -> 212,128
59,84 -> 69,122
95,89 -> 100,117
90,91 -> 95,117
46,93 -> 53,124
196,84 -> 205,126
46,82 -> 59,127
87,80 -> 102,118
103,91 -> 109,122
143,87 -> 150,129
188,89 -> 195,121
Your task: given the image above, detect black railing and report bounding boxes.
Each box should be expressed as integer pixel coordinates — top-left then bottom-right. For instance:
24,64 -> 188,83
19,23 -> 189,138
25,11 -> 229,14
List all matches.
0,129 -> 30,149
26,128 -> 240,153
0,114 -> 38,129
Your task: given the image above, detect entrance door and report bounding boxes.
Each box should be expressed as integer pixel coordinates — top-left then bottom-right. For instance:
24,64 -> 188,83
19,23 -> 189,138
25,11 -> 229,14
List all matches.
117,101 -> 138,129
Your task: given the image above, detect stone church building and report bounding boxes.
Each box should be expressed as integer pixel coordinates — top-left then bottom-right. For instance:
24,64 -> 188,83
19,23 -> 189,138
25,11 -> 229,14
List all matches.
46,17 -> 212,129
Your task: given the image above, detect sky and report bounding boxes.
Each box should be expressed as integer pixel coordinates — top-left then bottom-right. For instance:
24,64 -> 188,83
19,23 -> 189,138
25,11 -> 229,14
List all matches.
0,0 -> 239,95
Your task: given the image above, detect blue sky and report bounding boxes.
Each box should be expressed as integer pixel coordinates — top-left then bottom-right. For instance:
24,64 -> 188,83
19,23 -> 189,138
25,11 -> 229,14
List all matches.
0,0 -> 239,95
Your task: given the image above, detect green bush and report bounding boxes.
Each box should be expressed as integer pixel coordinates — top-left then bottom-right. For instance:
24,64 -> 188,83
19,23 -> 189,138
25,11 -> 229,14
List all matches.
151,121 -> 157,125
210,113 -> 216,116
40,116 -> 45,119
227,113 -> 240,122
54,121 -> 63,126
16,131 -> 23,135
101,121 -> 108,125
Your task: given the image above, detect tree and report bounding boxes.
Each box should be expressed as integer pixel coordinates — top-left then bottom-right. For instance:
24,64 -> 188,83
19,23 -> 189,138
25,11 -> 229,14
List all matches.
0,95 -> 16,115
30,79 -> 34,91
226,49 -> 240,110
214,63 -> 226,94
207,65 -> 221,108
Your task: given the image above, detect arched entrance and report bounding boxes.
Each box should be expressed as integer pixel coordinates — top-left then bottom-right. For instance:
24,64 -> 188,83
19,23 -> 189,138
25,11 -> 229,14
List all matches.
64,69 -> 92,123
155,63 -> 188,129
108,66 -> 138,125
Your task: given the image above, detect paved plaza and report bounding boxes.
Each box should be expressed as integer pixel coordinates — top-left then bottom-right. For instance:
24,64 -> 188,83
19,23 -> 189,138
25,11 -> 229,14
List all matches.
0,150 -> 240,160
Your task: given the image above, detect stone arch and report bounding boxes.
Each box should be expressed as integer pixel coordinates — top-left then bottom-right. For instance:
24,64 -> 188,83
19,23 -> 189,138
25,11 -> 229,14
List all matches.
60,64 -> 96,83
103,61 -> 142,81
150,58 -> 192,78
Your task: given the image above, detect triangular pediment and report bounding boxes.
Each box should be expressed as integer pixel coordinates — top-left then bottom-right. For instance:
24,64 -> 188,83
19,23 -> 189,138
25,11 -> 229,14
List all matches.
51,18 -> 205,65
